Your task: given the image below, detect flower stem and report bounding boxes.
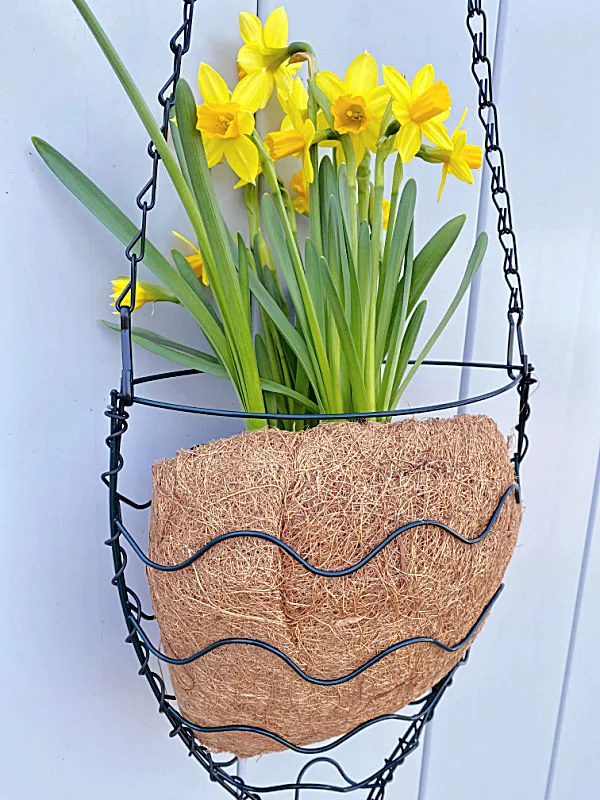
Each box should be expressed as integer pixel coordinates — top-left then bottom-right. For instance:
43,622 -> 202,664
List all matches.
340,137 -> 358,256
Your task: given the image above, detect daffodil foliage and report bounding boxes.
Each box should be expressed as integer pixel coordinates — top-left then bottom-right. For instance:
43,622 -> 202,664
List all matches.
34,0 -> 488,430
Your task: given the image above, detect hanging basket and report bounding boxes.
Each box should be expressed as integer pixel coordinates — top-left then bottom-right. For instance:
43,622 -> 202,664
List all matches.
147,415 -> 521,757
95,0 -> 537,796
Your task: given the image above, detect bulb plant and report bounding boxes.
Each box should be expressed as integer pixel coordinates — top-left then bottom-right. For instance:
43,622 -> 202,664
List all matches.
33,0 -> 486,431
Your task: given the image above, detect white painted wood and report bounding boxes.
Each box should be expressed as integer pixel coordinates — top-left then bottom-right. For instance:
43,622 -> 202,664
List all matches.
4,1 -> 600,799
0,1 -> 251,798
546,450 -> 600,800
421,1 -> 600,798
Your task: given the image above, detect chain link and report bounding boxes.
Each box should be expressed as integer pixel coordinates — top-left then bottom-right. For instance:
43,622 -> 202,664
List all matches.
116,0 -> 196,404
466,0 -> 535,472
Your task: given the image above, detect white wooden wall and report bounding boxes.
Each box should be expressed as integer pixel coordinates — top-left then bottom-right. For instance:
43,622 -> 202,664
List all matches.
1,1 -> 599,798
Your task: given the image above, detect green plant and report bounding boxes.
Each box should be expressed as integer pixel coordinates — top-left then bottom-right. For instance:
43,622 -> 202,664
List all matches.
33,0 -> 487,430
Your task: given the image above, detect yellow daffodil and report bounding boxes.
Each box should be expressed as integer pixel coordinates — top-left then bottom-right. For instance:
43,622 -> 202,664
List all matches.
265,89 -> 316,185
172,231 -> 209,286
110,278 -> 177,312
383,64 -> 453,163
290,170 -> 310,215
420,109 -> 483,201
237,7 -> 301,107
315,52 -> 390,162
382,197 -> 391,229
196,63 -> 263,185
281,77 -> 308,127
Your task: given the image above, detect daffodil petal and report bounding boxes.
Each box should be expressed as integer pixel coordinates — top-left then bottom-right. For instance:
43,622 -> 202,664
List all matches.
366,84 -> 392,118
437,164 -> 449,202
391,100 -> 411,125
172,230 -> 198,252
383,65 -> 411,105
237,43 -> 268,74
421,119 -> 453,149
263,6 -> 288,48
363,121 -> 380,153
301,140 -> 314,185
239,12 -> 263,45
277,88 -> 303,129
237,109 -> 256,136
198,63 -> 230,104
222,136 -> 260,185
232,71 -> 268,112
344,51 -> 378,96
303,117 -> 316,144
396,120 -> 422,163
448,159 -> 474,184
315,70 -> 345,102
203,136 -> 225,168
412,64 -> 435,95
274,66 -> 295,97
454,107 -> 469,136
291,76 -> 308,110
352,132 -> 367,165
452,129 -> 468,156
463,144 -> 483,170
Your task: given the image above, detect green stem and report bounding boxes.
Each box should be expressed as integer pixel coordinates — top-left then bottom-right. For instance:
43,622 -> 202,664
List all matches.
382,153 -> 404,271
357,151 -> 371,223
253,132 -> 336,411
364,144 -> 387,410
71,0 -> 267,427
340,137 -> 358,257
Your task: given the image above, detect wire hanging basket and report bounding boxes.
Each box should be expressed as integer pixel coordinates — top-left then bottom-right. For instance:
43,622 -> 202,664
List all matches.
102,1 -> 536,797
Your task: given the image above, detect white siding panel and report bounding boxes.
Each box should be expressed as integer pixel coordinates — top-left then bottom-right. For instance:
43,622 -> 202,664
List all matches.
422,2 -> 600,799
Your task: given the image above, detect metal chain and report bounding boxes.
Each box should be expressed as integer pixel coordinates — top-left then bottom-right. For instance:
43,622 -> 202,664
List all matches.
466,0 -> 535,473
115,0 -> 196,404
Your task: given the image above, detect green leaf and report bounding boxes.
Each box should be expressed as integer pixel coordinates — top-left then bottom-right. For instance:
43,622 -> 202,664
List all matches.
102,320 -> 318,412
304,238 -> 326,336
237,234 -> 251,328
175,78 -> 265,416
379,222 -> 414,407
261,192 -> 308,333
319,256 -> 368,410
396,232 -> 488,400
102,321 -> 228,376
406,214 -> 466,313
169,118 -> 192,189
376,179 -> 416,365
247,270 -> 324,406
170,249 -> 221,325
31,137 -> 234,372
389,300 -> 427,405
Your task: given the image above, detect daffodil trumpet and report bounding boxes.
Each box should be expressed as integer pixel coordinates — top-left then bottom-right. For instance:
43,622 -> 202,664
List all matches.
35,0 -> 487,430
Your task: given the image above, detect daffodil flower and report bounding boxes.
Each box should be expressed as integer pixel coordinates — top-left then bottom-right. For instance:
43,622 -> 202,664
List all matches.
110,278 -> 177,312
281,77 -> 308,127
419,109 -> 483,201
172,231 -> 209,286
315,52 -> 390,163
237,6 -> 301,108
264,89 -> 316,185
383,64 -> 453,163
290,170 -> 310,215
196,63 -> 263,186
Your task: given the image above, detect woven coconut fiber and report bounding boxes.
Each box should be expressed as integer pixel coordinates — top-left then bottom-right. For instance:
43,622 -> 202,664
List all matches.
147,415 -> 521,757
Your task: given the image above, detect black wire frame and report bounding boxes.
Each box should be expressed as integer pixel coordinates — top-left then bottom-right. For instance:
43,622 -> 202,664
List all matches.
100,1 -> 537,798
